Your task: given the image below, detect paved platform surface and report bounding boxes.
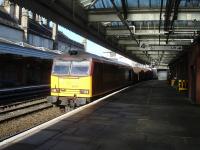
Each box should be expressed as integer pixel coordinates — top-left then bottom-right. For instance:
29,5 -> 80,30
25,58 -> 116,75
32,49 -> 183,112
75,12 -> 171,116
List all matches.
2,80 -> 200,150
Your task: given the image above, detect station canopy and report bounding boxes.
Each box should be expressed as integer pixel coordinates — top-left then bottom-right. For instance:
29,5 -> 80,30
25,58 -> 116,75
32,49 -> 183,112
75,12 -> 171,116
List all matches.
11,0 -> 200,68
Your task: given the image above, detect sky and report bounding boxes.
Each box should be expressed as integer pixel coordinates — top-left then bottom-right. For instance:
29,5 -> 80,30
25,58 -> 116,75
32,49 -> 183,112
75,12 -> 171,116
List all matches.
58,26 -> 105,57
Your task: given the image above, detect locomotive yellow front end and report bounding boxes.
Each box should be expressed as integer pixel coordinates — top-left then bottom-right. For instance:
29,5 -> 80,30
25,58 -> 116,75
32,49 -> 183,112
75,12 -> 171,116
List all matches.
48,59 -> 92,107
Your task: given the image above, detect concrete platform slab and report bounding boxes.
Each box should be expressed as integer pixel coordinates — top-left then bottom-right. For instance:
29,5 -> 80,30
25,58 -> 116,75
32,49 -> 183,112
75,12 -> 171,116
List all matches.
1,81 -> 200,150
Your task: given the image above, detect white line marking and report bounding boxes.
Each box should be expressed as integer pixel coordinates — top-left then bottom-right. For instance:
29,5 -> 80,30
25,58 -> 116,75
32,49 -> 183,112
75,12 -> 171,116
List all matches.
0,83 -> 141,147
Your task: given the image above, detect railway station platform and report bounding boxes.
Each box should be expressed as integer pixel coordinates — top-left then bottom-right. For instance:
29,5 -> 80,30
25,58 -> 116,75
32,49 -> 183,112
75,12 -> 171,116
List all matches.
2,80 -> 200,150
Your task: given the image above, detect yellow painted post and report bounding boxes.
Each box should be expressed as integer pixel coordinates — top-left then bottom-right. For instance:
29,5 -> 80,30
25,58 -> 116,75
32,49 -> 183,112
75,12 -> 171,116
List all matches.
178,80 -> 188,92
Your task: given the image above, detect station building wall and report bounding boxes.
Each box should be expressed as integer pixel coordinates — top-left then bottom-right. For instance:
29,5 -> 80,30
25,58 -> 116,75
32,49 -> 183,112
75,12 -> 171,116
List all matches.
28,34 -> 53,49
0,24 -> 23,42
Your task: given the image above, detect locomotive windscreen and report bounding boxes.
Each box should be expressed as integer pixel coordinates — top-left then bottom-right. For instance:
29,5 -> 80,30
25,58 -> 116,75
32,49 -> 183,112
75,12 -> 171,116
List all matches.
71,61 -> 90,75
52,60 -> 90,76
52,61 -> 70,75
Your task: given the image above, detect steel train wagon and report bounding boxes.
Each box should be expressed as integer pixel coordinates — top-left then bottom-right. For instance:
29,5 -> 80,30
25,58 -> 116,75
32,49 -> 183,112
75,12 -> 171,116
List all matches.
47,51 -> 134,107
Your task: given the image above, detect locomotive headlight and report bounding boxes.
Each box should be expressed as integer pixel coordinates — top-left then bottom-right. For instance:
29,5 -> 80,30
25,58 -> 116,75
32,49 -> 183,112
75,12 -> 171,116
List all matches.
60,88 -> 66,92
80,89 -> 89,94
51,88 -> 60,93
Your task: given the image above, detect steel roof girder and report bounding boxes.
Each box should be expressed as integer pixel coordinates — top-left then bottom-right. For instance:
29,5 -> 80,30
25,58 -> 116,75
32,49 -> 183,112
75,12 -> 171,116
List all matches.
134,34 -> 194,39
88,10 -> 200,22
106,28 -> 197,36
126,45 -> 183,51
110,0 -> 139,46
147,52 -> 178,55
118,38 -> 192,44
140,41 -> 191,46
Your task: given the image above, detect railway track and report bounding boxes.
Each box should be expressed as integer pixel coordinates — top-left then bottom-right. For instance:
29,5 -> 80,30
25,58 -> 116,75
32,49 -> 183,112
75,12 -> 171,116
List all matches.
0,98 -> 53,122
0,84 -> 50,105
0,85 -> 53,123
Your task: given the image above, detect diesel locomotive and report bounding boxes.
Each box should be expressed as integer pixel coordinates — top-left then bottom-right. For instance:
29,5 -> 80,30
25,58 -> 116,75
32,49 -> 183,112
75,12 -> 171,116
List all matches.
47,51 -> 134,107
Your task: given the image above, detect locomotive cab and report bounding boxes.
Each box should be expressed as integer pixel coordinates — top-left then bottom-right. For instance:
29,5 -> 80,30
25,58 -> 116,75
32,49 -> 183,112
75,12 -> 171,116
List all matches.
48,58 -> 92,107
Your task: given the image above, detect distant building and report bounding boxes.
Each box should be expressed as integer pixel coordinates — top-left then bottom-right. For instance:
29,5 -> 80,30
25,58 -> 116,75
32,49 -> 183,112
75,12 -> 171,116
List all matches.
0,0 -> 84,52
